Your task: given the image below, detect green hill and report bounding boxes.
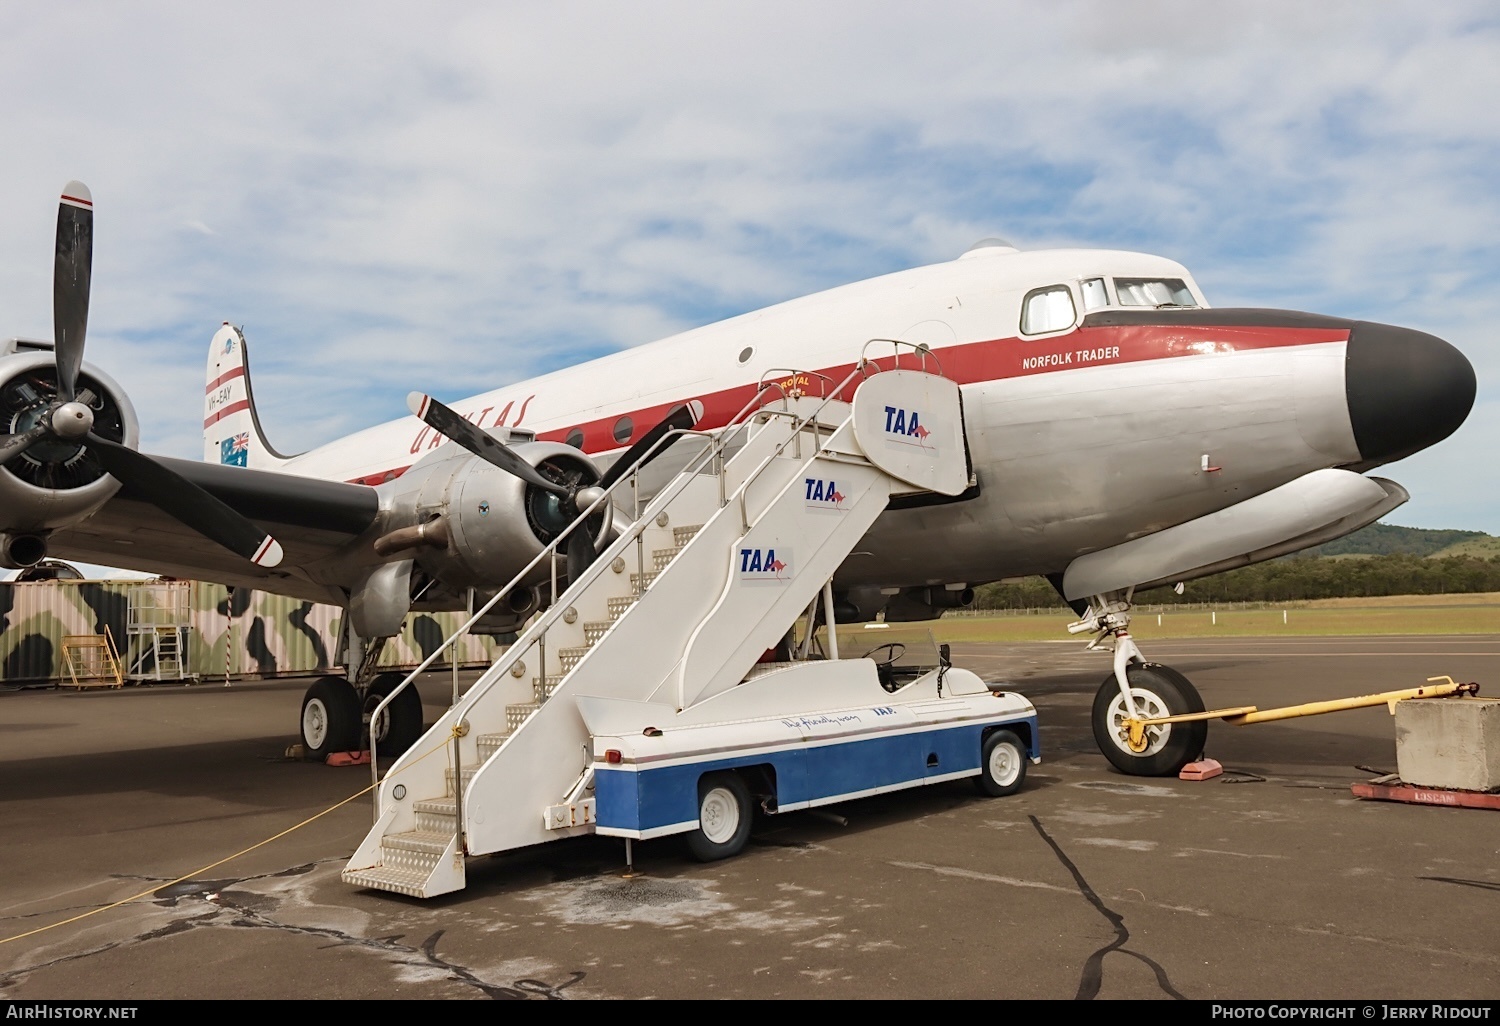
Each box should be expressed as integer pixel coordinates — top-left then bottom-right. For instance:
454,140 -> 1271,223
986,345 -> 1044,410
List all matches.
1432,535 -> 1500,558
1305,523 -> 1490,557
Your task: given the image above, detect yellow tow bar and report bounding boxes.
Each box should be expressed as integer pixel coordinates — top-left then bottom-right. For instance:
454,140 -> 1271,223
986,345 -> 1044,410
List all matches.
1123,675 -> 1481,754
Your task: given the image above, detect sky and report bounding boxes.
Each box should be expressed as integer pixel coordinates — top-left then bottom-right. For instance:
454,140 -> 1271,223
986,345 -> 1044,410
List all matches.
0,1 -> 1496,534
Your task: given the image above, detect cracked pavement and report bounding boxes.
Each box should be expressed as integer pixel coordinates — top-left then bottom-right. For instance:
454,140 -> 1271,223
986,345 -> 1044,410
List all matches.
2,637 -> 1498,999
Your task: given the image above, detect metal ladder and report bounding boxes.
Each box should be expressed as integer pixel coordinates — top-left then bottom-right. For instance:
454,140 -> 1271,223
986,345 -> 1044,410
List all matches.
345,346 -> 968,897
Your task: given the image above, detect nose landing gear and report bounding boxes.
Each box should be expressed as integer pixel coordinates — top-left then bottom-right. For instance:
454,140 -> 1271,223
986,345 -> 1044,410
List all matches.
1070,592 -> 1207,777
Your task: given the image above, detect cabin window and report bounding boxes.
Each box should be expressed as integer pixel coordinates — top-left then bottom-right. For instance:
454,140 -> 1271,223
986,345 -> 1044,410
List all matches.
1080,277 -> 1110,312
1020,285 -> 1077,335
565,429 -> 584,449
612,416 -> 634,444
1113,277 -> 1197,308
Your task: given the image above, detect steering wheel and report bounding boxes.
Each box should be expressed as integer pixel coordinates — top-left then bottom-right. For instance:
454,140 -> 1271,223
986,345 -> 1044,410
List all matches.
862,642 -> 906,691
862,642 -> 906,667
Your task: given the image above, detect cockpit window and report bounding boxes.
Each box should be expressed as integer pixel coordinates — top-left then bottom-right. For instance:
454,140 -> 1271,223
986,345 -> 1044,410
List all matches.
1080,277 -> 1109,312
1020,285 -> 1077,335
1113,277 -> 1197,308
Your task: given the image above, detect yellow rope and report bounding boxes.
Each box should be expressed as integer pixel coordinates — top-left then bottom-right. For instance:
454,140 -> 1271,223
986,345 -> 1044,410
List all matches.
1,724 -> 464,947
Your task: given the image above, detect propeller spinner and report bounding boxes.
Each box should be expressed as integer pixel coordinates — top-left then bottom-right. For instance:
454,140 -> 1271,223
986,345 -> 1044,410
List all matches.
0,182 -> 283,568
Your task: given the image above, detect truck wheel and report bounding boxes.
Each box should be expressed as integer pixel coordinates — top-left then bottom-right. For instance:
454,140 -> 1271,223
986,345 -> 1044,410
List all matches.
1091,663 -> 1206,777
364,672 -> 424,757
300,675 -> 361,759
975,729 -> 1028,797
686,772 -> 753,862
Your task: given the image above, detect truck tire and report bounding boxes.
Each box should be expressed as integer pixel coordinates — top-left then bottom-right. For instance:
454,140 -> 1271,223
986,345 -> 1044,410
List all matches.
686,772 -> 753,862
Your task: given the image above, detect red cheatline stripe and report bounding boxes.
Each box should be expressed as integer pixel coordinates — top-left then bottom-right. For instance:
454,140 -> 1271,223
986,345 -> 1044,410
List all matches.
206,366 -> 246,392
204,399 -> 250,429
60,194 -> 93,208
345,323 -> 1349,486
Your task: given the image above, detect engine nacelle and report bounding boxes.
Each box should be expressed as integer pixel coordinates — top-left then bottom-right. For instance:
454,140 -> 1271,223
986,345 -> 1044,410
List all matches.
380,438 -> 607,592
0,351 -> 138,540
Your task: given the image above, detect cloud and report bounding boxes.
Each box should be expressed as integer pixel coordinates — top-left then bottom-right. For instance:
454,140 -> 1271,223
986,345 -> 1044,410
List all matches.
0,0 -> 1494,531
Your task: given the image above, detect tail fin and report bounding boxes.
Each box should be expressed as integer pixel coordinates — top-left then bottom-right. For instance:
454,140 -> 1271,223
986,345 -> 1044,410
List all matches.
204,323 -> 294,469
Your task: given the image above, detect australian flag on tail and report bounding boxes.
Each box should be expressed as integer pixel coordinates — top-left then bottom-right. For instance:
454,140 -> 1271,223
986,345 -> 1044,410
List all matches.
220,432 -> 249,467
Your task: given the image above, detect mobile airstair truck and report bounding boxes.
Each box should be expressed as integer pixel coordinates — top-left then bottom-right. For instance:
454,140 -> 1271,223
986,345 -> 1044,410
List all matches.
345,347 -> 1039,898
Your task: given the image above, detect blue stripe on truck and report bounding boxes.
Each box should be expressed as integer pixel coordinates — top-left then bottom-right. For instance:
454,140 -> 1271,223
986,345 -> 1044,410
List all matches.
595,715 -> 1037,836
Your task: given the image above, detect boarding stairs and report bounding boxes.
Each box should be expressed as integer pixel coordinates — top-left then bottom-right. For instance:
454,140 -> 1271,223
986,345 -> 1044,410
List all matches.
344,351 -> 970,898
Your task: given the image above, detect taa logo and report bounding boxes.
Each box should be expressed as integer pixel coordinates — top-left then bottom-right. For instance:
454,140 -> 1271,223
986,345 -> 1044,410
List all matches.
804,477 -> 846,511
873,706 -> 896,717
883,405 -> 932,447
738,547 -> 790,583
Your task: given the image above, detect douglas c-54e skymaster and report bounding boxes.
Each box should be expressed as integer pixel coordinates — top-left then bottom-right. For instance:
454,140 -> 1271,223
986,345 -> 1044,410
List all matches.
0,181 -> 1477,777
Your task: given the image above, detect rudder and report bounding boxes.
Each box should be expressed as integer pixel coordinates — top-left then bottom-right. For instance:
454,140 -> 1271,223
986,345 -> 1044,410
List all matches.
204,323 -> 293,468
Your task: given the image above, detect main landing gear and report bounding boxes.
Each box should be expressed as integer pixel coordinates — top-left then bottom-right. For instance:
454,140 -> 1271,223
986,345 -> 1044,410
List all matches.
1070,593 -> 1207,777
298,638 -> 425,761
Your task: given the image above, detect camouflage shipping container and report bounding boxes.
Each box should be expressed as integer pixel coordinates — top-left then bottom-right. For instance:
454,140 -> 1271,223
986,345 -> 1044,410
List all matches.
0,579 -> 508,684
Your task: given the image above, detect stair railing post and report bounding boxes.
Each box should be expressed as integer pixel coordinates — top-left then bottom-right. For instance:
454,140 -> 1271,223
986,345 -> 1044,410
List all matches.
633,467 -> 645,594
822,580 -> 839,660
451,724 -> 465,854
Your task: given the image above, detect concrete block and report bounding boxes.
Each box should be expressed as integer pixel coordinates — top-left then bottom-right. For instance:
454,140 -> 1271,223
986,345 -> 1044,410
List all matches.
1395,698 -> 1500,792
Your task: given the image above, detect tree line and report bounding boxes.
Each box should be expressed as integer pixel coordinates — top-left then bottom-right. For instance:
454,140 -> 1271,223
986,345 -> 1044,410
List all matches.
971,554 -> 1500,611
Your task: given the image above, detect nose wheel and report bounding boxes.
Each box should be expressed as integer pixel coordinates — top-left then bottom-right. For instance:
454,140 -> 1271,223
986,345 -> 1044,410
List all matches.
1091,663 -> 1207,777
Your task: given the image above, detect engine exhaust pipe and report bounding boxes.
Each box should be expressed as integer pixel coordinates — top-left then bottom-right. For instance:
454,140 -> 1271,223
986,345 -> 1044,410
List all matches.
505,586 -> 540,617
925,586 -> 974,609
1,533 -> 47,569
372,517 -> 451,557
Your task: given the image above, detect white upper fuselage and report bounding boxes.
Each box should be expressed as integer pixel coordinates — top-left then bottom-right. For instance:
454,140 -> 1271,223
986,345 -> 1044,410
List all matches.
208,243 -> 1361,589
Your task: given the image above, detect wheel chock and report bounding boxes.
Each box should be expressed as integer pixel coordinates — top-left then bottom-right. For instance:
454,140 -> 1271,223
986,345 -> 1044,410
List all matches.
326,750 -> 371,767
1179,758 -> 1223,781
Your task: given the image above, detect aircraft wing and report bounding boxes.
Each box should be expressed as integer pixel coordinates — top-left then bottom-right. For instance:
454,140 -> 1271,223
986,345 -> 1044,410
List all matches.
48,456 -> 382,604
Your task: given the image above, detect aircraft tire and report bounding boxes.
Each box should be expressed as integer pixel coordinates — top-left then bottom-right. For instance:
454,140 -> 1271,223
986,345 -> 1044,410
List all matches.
975,729 -> 1029,797
364,673 -> 424,758
686,772 -> 753,862
1091,663 -> 1207,777
301,675 -> 361,759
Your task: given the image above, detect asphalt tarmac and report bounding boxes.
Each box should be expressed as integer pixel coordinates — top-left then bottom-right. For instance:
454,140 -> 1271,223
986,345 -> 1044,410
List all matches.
1,635 -> 1497,1000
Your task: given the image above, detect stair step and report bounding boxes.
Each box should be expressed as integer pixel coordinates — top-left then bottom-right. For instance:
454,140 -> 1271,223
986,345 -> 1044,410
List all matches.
413,797 -> 457,833
383,830 -> 453,855
476,732 -> 509,759
532,679 -> 559,702
607,597 -> 635,620
630,570 -> 659,592
507,702 -> 539,733
559,646 -> 590,672
674,524 -> 702,546
652,546 -> 682,571
443,765 -> 478,795
583,621 -> 612,644
343,864 -> 439,898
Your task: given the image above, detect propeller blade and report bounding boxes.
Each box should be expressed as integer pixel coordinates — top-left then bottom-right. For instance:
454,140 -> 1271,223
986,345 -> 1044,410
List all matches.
87,434 -> 283,567
406,392 -> 567,495
53,182 -> 93,402
564,525 -> 596,583
599,402 -> 701,488
0,424 -> 50,467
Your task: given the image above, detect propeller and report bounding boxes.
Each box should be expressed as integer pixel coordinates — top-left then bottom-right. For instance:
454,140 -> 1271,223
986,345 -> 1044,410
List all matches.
405,392 -> 567,495
406,392 -> 701,580
0,182 -> 283,568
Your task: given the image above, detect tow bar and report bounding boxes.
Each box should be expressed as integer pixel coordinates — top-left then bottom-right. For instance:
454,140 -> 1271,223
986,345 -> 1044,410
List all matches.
1123,675 -> 1481,754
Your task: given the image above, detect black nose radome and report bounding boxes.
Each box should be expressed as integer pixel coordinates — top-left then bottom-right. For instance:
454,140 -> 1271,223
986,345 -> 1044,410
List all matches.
1345,321 -> 1475,467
